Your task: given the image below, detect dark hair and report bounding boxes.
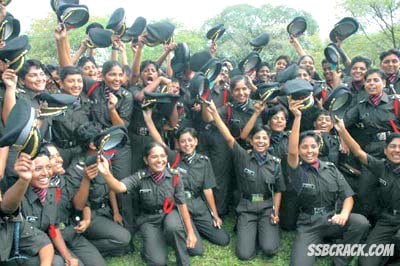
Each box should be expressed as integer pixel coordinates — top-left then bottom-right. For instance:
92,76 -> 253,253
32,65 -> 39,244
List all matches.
312,109 -> 331,123
249,125 -> 271,139
229,75 -> 248,91
59,66 -> 83,81
102,61 -> 124,76
18,59 -> 46,79
275,55 -> 291,66
365,68 -> 386,80
297,65 -> 312,76
379,49 -> 400,62
386,133 -> 400,147
140,60 -> 159,73
350,56 -> 372,69
265,105 -> 288,123
77,56 -> 97,68
123,64 -> 131,77
321,58 -> 329,66
39,143 -> 58,158
298,55 -> 315,65
143,142 -> 167,159
222,58 -> 235,68
175,127 -> 198,140
299,131 -> 320,146
46,64 -> 60,74
256,61 -> 271,72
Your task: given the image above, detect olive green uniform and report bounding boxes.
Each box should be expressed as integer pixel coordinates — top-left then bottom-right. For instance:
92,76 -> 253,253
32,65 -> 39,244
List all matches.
288,160 -> 370,266
21,177 -> 106,266
121,168 -> 190,266
66,156 -> 132,257
231,142 -> 285,260
358,155 -> 400,266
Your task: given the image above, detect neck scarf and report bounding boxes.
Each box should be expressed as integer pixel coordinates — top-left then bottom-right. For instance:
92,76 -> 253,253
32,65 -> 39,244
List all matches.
369,93 -> 383,106
183,152 -> 196,165
151,171 -> 165,184
254,152 -> 268,165
233,99 -> 249,112
31,187 -> 48,204
388,73 -> 397,84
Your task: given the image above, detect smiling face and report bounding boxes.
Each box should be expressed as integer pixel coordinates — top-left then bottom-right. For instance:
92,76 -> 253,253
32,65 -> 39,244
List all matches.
250,130 -> 270,154
61,74 -> 83,96
350,62 -> 368,82
31,155 -> 52,189
314,114 -> 333,132
275,59 -> 287,74
177,132 -> 198,155
299,136 -> 319,164
297,68 -> 311,81
365,72 -> 386,96
299,56 -> 315,74
384,138 -> 400,164
23,66 -> 47,92
257,65 -> 270,82
231,79 -> 250,103
269,111 -> 287,132
381,54 -> 400,76
82,61 -> 97,80
141,63 -> 159,86
104,65 -> 123,91
144,146 -> 167,174
46,146 -> 65,176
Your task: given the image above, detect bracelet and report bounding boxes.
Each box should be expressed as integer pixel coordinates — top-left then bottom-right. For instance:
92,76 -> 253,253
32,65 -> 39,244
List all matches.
112,46 -> 119,51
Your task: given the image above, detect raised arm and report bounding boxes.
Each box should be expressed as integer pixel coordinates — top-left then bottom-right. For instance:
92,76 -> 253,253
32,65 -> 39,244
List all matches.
72,164 -> 98,210
142,108 -> 166,147
205,101 -> 235,149
287,98 -> 303,168
334,116 -> 368,165
130,37 -> 144,85
289,35 -> 307,57
97,155 -> 127,193
71,39 -> 88,66
240,101 -> 265,139
54,24 -> 73,67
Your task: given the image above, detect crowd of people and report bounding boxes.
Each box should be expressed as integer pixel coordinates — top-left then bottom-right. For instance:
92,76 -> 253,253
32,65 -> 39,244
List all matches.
1,2 -> 400,266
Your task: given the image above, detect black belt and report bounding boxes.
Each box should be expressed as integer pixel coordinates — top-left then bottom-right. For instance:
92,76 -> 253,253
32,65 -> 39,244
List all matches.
242,192 -> 270,202
372,131 -> 392,142
142,209 -> 164,214
301,206 -> 335,215
54,139 -> 78,149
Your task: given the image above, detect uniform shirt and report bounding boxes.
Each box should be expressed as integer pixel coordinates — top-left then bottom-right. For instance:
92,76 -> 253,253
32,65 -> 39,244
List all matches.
66,156 -> 111,217
319,132 -> 341,165
232,142 -> 285,196
88,82 -> 133,129
21,178 -> 76,232
121,168 -> 186,213
366,155 -> 400,212
287,160 -> 354,211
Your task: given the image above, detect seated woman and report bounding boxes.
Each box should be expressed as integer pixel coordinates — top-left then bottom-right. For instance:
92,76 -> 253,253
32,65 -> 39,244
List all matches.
18,149 -> 106,266
287,98 -> 370,266
1,154 -> 54,266
335,117 -> 400,266
97,142 -> 197,266
205,100 -> 285,260
142,107 -> 230,255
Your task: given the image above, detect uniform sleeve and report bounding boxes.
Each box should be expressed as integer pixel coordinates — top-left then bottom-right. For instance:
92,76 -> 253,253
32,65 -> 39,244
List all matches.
19,220 -> 52,257
274,163 -> 286,192
335,167 -> 355,200
83,77 -> 97,94
130,85 -> 143,101
232,141 -> 248,164
174,174 -> 186,205
365,154 -> 385,177
120,174 -> 141,193
117,90 -> 134,127
343,104 -> 359,128
203,159 -> 217,190
286,165 -> 304,194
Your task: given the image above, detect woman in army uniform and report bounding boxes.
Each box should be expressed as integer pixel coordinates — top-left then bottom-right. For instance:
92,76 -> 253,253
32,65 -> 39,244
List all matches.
205,100 -> 285,260
335,118 -> 400,266
287,98 -> 370,266
142,107 -> 230,256
97,142 -> 197,266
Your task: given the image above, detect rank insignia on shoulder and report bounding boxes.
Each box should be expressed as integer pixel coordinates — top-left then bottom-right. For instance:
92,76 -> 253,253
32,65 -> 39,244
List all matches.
271,156 -> 281,163
326,162 -> 334,166
138,171 -> 146,179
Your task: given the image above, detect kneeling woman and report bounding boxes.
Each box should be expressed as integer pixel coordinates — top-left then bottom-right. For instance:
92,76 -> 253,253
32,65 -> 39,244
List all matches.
97,143 -> 197,266
205,101 -> 285,260
287,98 -> 370,266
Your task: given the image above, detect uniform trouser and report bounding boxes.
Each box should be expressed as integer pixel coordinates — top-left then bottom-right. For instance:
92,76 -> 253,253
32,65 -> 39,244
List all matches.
187,199 -> 230,256
353,166 -> 379,221
358,214 -> 400,266
111,144 -> 137,234
84,214 -> 132,257
235,207 -> 280,260
290,212 -> 370,266
140,210 -> 189,266
61,225 -> 106,266
279,190 -> 299,231
199,130 -> 233,216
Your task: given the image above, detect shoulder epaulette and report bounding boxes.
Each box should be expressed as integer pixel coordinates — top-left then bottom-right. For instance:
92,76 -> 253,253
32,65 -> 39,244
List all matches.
138,170 -> 146,179
199,154 -> 209,160
325,161 -> 335,166
169,168 -> 179,175
271,155 -> 281,163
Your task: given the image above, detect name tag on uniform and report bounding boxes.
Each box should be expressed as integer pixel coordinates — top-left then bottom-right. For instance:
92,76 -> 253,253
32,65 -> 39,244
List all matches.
244,168 -> 255,176
302,183 -> 316,189
177,167 -> 187,174
26,216 -> 38,222
139,189 -> 152,194
379,178 -> 387,186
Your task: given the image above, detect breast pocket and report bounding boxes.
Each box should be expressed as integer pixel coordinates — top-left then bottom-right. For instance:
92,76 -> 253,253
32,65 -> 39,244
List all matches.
243,168 -> 256,181
139,188 -> 153,204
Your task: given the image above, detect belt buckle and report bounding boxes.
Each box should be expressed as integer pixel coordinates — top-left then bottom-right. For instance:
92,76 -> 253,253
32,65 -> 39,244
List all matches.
251,194 -> 264,202
313,207 -> 325,215
184,191 -> 192,200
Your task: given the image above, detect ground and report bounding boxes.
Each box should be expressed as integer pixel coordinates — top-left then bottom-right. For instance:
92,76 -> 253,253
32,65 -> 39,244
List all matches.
105,214 -> 356,266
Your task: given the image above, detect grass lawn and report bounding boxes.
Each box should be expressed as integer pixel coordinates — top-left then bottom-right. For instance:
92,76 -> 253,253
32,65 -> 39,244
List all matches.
106,214 -> 357,265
